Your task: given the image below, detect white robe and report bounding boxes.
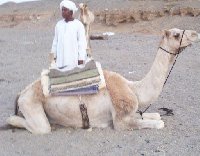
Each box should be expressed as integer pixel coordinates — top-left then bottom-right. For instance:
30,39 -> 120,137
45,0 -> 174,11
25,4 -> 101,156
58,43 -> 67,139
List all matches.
51,19 -> 87,69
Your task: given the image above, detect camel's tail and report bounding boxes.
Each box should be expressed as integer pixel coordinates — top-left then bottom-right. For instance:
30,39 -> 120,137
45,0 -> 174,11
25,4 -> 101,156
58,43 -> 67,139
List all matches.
14,94 -> 20,115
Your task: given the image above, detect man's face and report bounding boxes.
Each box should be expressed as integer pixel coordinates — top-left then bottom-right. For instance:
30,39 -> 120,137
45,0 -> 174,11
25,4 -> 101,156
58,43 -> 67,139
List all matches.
62,7 -> 72,19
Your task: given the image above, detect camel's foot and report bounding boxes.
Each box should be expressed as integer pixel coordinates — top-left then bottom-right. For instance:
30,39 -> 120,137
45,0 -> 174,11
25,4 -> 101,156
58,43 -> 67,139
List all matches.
136,119 -> 164,129
7,115 -> 26,129
113,115 -> 164,130
142,113 -> 161,120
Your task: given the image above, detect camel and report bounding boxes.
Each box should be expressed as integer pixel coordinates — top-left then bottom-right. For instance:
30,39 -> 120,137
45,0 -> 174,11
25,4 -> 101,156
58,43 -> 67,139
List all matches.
79,3 -> 95,57
6,28 -> 199,134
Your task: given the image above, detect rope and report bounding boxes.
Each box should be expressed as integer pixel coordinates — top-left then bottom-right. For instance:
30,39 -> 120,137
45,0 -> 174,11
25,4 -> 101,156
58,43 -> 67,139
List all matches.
137,30 -> 185,119
163,54 -> 179,86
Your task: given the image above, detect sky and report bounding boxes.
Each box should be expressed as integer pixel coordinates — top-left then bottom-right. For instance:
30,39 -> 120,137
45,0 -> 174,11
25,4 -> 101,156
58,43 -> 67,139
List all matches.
0,0 -> 40,5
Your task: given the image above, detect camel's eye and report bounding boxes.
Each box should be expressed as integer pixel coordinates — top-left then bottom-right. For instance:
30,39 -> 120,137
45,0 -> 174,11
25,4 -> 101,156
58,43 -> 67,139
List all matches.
174,33 -> 180,39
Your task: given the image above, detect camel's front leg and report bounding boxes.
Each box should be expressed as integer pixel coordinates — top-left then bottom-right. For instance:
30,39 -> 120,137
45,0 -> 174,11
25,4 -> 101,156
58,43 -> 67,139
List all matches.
113,113 -> 164,130
135,119 -> 164,129
135,113 -> 161,120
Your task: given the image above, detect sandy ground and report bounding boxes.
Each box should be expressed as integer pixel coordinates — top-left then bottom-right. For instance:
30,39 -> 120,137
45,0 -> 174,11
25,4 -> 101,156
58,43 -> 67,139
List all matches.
0,0 -> 200,156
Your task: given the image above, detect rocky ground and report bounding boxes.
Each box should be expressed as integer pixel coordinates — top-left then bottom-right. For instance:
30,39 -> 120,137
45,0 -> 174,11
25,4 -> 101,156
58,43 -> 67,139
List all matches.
0,0 -> 200,156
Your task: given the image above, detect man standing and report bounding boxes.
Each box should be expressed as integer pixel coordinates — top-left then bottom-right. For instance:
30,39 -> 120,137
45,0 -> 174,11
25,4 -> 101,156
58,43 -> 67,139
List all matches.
50,0 -> 87,70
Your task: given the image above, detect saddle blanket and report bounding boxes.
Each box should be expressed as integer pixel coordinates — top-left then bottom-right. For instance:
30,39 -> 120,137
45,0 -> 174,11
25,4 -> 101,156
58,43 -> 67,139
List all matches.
41,61 -> 106,97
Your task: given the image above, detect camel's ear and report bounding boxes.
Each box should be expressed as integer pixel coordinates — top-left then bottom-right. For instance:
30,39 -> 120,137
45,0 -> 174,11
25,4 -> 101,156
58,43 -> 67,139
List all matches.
163,30 -> 170,38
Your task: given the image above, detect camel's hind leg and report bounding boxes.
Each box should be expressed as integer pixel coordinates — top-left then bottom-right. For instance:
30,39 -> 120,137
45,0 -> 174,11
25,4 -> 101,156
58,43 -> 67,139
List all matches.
7,115 -> 26,128
7,103 -> 51,134
20,100 -> 51,134
7,100 -> 51,134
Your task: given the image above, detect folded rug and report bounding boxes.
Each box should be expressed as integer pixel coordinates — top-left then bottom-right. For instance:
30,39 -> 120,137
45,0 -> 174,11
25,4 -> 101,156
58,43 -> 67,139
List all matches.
50,76 -> 101,93
51,84 -> 99,96
49,68 -> 100,86
41,61 -> 106,97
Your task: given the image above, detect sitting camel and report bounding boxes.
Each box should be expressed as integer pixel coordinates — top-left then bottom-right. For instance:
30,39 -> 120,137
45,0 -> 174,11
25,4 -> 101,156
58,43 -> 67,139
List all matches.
79,3 -> 95,57
7,28 -> 199,134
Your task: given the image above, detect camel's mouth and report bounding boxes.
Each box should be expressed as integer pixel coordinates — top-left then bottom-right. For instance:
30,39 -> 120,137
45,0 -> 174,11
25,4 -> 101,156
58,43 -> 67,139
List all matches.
192,33 -> 200,43
197,33 -> 200,42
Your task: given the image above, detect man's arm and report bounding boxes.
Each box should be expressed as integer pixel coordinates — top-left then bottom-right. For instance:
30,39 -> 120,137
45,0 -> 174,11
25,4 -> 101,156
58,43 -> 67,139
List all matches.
77,21 -> 87,65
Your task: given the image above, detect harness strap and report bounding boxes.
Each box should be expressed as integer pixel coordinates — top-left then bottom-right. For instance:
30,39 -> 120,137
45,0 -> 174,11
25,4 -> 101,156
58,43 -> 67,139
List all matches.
159,47 -> 176,55
163,54 -> 179,86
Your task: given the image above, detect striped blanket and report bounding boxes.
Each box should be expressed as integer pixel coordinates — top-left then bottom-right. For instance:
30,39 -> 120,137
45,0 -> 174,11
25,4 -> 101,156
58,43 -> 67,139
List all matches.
49,69 -> 100,86
51,85 -> 99,96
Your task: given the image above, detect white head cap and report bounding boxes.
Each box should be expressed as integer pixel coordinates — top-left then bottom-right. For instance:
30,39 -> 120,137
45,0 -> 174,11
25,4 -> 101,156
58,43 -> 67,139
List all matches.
60,0 -> 78,14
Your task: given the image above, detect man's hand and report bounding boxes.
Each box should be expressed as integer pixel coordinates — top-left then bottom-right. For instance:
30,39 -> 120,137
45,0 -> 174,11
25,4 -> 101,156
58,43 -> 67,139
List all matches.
49,53 -> 56,63
49,53 -> 56,67
78,60 -> 84,65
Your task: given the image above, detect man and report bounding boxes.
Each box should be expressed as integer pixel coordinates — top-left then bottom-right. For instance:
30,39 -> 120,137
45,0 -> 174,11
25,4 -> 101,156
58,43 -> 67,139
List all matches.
50,0 -> 87,70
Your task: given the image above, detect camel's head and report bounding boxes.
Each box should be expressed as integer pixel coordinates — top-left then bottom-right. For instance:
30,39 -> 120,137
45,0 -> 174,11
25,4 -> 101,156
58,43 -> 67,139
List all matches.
161,28 -> 200,54
79,3 -> 87,10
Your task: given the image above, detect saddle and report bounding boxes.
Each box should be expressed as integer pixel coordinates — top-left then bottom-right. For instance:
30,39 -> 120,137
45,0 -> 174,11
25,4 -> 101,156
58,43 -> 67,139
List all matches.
41,60 -> 106,97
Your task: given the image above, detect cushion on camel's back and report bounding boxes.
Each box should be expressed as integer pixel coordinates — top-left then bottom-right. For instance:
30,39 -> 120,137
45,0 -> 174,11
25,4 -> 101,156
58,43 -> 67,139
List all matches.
41,60 -> 106,97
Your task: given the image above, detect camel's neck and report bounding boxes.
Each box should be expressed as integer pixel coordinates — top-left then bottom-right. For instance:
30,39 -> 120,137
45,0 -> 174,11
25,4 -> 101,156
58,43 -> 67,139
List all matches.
80,9 -> 88,16
80,9 -> 89,25
130,44 -> 175,106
